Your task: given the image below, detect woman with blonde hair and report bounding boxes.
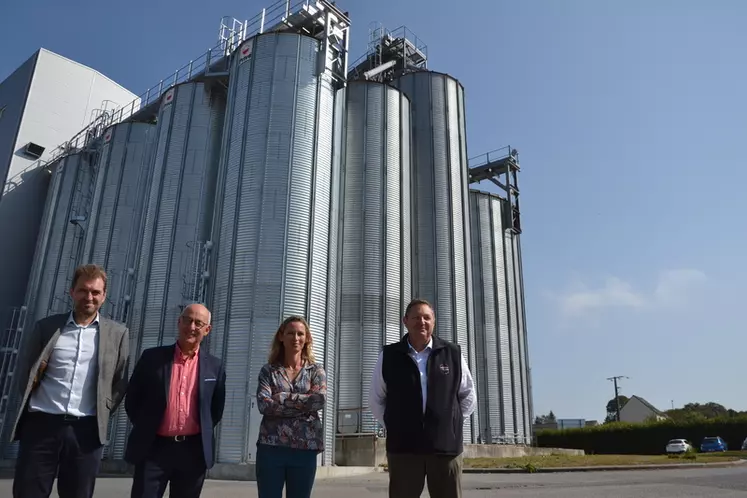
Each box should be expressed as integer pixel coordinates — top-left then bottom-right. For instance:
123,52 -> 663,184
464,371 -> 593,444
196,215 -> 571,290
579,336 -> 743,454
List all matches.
255,315 -> 327,498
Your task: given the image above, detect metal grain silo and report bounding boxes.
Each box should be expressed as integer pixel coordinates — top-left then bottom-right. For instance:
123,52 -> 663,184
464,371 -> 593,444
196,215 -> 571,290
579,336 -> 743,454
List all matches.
469,190 -> 532,444
336,81 -> 412,435
82,122 -> 155,323
26,152 -> 95,325
130,82 -> 226,354
505,222 -> 532,443
393,71 -> 478,442
209,32 -> 341,465
107,82 -> 226,459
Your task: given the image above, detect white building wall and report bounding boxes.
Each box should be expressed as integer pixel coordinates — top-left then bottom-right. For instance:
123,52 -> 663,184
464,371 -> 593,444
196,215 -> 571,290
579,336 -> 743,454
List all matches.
619,398 -> 661,424
0,54 -> 35,190
7,49 -> 138,183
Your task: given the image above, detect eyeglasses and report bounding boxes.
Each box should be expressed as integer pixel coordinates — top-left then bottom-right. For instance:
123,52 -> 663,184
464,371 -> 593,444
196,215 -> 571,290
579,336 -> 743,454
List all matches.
181,317 -> 208,330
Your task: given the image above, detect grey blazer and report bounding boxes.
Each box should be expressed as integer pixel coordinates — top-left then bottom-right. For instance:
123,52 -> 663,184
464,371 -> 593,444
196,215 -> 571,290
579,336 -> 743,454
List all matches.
9,312 -> 130,445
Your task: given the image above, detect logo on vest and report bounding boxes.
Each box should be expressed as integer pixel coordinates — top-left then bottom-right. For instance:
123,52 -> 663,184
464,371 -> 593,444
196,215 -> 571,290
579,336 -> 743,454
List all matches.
439,363 -> 450,375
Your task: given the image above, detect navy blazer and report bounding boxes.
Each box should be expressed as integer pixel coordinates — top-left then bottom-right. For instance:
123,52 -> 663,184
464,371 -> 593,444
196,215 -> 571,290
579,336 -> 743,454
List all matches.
124,344 -> 226,468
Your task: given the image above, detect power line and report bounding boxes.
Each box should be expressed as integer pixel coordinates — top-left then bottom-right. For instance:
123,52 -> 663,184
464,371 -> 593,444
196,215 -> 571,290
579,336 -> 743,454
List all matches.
607,375 -> 629,422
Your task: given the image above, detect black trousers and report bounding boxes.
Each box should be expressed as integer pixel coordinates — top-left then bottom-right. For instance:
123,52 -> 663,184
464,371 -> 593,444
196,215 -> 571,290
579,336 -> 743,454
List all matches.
13,411 -> 103,498
130,435 -> 207,498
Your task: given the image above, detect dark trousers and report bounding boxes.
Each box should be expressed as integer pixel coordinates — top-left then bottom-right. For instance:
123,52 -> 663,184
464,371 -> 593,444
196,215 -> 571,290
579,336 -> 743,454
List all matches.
255,444 -> 318,498
387,452 -> 463,498
13,411 -> 103,498
130,435 -> 207,498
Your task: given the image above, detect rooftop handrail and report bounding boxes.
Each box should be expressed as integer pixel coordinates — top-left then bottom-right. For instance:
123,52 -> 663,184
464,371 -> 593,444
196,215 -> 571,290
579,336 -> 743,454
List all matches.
468,145 -> 514,169
3,0 -> 329,198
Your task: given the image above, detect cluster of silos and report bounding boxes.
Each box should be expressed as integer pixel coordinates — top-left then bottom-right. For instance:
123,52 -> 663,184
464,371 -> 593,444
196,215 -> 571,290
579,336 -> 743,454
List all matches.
335,81 -> 412,435
469,190 -> 532,443
8,12 -> 534,467
208,32 -> 341,465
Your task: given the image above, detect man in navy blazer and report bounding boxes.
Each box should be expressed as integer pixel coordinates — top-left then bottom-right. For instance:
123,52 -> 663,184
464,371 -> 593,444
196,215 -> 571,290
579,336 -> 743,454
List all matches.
124,303 -> 226,498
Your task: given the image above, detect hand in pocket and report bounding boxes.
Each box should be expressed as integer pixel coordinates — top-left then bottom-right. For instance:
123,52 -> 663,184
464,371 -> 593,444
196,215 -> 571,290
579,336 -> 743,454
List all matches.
33,360 -> 48,388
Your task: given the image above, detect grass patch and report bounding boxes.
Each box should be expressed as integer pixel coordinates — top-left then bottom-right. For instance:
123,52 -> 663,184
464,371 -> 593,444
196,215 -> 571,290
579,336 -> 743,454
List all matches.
463,452 -> 743,469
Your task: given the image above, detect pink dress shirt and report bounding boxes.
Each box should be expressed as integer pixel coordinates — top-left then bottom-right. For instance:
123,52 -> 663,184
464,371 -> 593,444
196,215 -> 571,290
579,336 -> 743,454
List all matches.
157,344 -> 201,437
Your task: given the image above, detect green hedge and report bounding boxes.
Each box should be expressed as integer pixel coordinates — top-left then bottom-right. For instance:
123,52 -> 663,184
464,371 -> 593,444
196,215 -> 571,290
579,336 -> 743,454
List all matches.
536,417 -> 747,454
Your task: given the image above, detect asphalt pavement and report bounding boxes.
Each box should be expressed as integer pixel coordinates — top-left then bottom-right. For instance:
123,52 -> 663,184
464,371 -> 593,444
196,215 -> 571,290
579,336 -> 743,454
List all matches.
3,465 -> 747,497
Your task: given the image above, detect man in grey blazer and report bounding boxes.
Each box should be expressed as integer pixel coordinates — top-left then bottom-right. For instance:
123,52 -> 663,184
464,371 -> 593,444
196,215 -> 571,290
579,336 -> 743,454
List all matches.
9,264 -> 129,498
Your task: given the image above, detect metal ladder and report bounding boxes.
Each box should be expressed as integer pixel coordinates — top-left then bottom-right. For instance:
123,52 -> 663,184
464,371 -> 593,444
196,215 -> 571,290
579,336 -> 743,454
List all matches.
0,306 -> 27,444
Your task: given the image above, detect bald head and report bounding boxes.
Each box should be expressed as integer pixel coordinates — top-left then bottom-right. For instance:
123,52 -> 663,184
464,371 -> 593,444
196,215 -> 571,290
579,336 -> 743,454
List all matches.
177,303 -> 212,354
181,303 -> 211,324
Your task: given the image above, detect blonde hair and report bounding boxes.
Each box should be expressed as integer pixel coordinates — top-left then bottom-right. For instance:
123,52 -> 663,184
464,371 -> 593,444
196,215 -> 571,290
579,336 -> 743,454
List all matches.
268,316 -> 317,365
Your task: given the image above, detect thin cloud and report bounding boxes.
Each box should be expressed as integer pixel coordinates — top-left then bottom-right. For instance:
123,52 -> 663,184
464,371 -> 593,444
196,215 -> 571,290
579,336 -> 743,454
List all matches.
554,269 -> 706,317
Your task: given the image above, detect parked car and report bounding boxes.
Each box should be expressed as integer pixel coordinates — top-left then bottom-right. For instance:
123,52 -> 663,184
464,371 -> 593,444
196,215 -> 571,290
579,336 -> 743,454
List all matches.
700,436 -> 727,452
665,439 -> 692,454
741,437 -> 747,451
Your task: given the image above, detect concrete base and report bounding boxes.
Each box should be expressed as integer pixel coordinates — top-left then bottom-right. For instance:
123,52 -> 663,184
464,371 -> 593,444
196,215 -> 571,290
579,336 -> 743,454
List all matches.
334,434 -> 584,465
335,434 -> 387,467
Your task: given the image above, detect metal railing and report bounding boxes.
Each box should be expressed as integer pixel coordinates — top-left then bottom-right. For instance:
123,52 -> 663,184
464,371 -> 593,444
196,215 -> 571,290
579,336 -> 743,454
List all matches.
468,145 -> 517,170
2,0 -> 331,200
348,23 -> 428,79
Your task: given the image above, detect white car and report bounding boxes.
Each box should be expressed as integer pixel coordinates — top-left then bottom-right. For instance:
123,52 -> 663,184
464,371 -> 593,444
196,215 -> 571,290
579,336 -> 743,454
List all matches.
666,439 -> 692,454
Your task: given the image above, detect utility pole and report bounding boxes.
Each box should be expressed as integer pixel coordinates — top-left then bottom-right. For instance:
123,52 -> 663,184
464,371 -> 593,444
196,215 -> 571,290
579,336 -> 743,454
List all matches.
607,376 -> 628,422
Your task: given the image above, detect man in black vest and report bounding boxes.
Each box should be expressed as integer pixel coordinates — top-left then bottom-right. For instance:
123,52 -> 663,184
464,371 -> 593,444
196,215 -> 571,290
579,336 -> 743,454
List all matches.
369,299 -> 476,498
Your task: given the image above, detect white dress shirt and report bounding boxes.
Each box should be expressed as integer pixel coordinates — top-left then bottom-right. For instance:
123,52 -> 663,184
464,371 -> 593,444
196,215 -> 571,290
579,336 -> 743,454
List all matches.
28,312 -> 100,417
368,337 -> 477,427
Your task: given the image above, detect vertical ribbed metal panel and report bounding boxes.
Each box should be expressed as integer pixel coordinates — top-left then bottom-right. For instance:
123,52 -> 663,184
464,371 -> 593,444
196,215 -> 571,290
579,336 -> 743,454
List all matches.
511,235 -> 532,442
505,231 -> 524,441
470,190 -> 528,445
30,153 -> 95,324
336,82 -> 412,435
2,160 -> 63,454
22,160 -> 63,324
210,33 -> 339,464
469,192 -> 499,443
323,84 -> 344,466
394,71 -> 476,442
492,199 -> 515,441
120,82 -> 225,458
83,122 -> 155,322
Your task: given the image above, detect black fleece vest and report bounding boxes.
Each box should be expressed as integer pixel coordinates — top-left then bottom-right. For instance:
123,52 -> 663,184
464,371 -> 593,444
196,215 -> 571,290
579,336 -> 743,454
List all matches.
382,334 -> 463,455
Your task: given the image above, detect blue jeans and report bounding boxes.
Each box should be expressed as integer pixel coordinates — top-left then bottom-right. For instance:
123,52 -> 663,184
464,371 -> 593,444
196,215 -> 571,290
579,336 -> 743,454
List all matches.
256,444 -> 318,498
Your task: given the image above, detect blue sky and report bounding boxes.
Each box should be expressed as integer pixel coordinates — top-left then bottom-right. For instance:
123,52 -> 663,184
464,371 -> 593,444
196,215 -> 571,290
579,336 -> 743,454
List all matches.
2,0 -> 745,422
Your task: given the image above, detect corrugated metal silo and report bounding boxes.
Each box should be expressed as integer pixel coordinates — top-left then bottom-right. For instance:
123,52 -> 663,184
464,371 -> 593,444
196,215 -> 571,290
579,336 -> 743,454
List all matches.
82,122 -> 155,323
393,71 -> 478,442
0,158 -> 62,453
209,33 -> 340,465
505,224 -> 532,442
469,190 -> 532,444
129,81 -> 225,355
111,82 -> 226,458
336,81 -> 412,435
27,152 -> 95,325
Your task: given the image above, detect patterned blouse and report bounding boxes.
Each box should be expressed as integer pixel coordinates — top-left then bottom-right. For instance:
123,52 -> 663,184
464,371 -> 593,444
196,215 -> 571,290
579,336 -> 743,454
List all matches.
256,362 -> 327,452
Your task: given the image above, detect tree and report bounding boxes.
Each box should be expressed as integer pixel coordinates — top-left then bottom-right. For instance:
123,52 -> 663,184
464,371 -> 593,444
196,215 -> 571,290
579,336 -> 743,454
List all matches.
534,411 -> 557,424
666,402 -> 737,422
605,395 -> 629,423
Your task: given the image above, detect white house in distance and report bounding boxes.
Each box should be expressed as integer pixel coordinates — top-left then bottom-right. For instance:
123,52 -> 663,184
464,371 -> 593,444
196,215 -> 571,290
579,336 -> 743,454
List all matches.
619,395 -> 669,423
